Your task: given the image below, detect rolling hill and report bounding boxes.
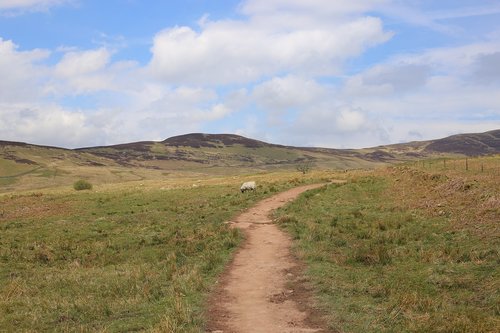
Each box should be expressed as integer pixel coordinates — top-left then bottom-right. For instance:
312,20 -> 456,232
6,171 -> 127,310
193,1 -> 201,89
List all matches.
76,133 -> 382,170
424,130 -> 500,155
1,129 -> 499,192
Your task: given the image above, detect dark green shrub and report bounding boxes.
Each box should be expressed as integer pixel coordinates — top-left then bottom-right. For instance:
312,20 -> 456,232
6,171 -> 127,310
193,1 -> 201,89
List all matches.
73,179 -> 93,191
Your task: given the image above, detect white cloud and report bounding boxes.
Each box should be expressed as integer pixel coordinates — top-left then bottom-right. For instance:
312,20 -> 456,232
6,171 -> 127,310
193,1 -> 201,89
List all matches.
51,48 -> 116,94
295,105 -> 370,136
149,3 -> 392,85
361,64 -> 431,92
55,48 -> 110,77
1,1 -> 499,149
342,42 -> 500,110
50,48 -> 144,95
0,0 -> 71,14
0,102 -> 103,147
243,37 -> 500,148
400,42 -> 500,75
94,85 -> 238,144
0,34 -> 240,147
253,75 -> 327,111
276,104 -> 388,148
429,3 -> 500,20
240,0 -> 389,17
0,38 -> 49,102
0,84 -> 236,148
336,107 -> 366,132
382,120 -> 500,145
331,41 -> 500,146
380,1 -> 500,35
471,52 -> 500,84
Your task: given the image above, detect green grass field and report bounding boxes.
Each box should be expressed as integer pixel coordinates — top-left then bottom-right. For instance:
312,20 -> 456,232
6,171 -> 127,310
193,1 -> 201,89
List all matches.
0,138 -> 382,194
0,171 -> 337,332
1,153 -> 498,332
275,158 -> 499,332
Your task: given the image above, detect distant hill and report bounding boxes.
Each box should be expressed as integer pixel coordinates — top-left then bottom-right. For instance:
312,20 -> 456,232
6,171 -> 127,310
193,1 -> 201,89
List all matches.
1,130 -> 499,192
372,129 -> 500,157
76,133 -> 378,170
163,133 -> 270,148
424,129 -> 500,156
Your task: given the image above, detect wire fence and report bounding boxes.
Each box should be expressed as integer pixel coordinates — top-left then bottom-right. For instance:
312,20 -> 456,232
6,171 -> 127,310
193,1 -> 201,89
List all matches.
405,155 -> 500,176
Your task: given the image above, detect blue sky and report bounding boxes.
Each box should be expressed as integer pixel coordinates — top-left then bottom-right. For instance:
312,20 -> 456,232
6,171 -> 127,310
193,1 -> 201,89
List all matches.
1,0 -> 499,148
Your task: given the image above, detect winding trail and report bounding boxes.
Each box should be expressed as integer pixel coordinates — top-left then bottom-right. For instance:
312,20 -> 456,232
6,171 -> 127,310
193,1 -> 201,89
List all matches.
207,184 -> 329,333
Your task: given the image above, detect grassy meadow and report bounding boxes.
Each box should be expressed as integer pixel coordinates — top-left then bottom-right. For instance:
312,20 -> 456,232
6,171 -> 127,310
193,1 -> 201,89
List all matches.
275,155 -> 499,332
0,171 -> 336,332
1,153 -> 499,332
0,138 -> 379,194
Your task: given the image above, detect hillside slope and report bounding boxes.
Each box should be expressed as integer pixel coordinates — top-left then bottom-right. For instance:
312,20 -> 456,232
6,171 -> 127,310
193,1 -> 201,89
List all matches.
375,129 -> 500,157
424,129 -> 500,155
77,133 -> 384,170
1,130 -> 499,192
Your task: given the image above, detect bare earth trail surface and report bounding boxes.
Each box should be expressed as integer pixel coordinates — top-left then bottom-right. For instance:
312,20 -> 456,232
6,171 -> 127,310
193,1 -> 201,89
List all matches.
207,184 -> 331,333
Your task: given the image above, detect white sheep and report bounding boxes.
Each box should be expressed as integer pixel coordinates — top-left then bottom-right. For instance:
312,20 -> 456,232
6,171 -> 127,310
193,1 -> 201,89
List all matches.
240,181 -> 256,193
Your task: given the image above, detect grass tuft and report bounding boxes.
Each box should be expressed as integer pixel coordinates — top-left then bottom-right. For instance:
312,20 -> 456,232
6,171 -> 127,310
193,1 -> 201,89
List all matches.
73,179 -> 93,191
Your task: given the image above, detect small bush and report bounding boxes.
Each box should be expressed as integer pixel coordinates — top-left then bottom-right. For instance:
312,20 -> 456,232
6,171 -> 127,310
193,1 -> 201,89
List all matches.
73,179 -> 93,191
296,161 -> 313,174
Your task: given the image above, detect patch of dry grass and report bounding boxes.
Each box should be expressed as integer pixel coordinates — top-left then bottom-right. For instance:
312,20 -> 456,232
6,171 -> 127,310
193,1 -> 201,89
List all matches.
275,156 -> 499,332
388,155 -> 500,240
0,170 -> 339,331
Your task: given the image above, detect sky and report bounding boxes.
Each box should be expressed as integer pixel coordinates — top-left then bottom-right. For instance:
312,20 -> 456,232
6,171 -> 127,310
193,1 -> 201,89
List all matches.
0,0 -> 500,149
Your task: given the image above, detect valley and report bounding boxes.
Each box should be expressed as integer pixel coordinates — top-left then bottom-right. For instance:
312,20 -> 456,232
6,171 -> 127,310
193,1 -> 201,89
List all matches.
0,130 -> 498,332
1,130 -> 499,193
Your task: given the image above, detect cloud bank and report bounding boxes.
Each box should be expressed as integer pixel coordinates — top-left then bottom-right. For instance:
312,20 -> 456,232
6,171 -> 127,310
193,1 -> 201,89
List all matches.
1,0 -> 499,148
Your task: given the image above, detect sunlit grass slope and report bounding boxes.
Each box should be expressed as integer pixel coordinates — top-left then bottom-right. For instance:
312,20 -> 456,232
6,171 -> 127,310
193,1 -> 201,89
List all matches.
275,156 -> 499,332
0,171 -> 338,332
0,140 -> 374,194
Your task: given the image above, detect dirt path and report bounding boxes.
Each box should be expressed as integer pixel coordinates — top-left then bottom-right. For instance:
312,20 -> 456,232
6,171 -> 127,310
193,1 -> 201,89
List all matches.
207,184 -> 329,333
